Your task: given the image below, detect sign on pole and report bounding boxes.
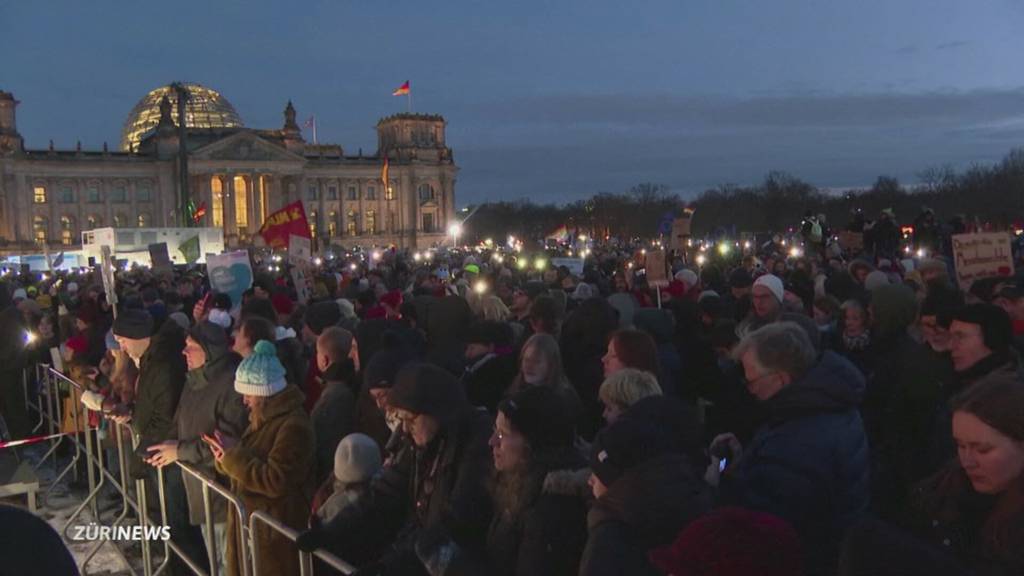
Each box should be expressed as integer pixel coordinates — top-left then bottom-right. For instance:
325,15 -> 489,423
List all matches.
100,245 -> 118,309
148,242 -> 173,272
549,257 -> 585,276
207,251 -> 254,310
288,234 -> 312,263
952,232 -> 1015,290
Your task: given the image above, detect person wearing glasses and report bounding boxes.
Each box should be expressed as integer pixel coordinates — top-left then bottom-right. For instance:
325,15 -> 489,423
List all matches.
706,321 -> 869,576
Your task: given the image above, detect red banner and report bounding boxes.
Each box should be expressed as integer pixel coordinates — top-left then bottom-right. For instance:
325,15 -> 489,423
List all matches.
259,201 -> 311,250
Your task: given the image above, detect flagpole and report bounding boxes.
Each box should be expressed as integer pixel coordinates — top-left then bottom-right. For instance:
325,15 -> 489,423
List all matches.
313,115 -> 318,145
408,92 -> 412,113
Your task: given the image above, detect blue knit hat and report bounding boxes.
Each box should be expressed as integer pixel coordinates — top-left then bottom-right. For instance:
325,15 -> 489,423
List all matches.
234,340 -> 287,397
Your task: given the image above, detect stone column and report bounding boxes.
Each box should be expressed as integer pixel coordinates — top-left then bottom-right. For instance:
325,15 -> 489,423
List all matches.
223,175 -> 236,238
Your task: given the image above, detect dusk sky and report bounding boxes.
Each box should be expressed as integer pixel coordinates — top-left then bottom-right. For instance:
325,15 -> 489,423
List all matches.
3,0 -> 1023,205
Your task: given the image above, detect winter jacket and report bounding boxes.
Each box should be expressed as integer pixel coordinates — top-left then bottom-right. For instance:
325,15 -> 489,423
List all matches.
311,359 -> 358,484
375,407 -> 494,573
437,451 -> 589,576
461,352 -> 517,414
579,453 -> 712,576
720,351 -> 870,576
633,308 -> 682,397
172,332 -> 246,525
218,385 -> 315,576
130,321 -> 187,479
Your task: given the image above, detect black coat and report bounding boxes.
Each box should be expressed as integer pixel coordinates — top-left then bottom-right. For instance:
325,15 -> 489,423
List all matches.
579,453 -> 711,576
461,352 -> 517,414
130,321 -> 187,479
720,351 -> 870,576
310,360 -> 358,484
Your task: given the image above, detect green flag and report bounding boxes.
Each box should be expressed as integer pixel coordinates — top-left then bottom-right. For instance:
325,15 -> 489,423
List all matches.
179,235 -> 200,264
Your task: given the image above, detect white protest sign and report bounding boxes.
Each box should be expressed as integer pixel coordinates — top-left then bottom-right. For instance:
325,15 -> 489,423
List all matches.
289,234 -> 312,263
550,257 -> 585,276
206,251 -> 254,310
952,232 -> 1015,290
100,245 -> 118,306
291,263 -> 312,305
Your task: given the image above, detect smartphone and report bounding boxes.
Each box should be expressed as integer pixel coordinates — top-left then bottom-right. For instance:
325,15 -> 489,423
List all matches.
719,458 -> 728,472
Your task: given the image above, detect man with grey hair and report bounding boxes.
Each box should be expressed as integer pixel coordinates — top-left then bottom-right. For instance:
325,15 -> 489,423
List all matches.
707,321 -> 869,576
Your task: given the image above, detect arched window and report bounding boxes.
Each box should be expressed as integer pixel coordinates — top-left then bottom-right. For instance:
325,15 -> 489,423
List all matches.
211,176 -> 224,227
60,215 -> 75,246
365,210 -> 376,235
86,215 -> 101,230
234,176 -> 248,229
33,185 -> 47,204
138,213 -> 149,227
328,211 -> 338,237
33,215 -> 48,244
418,183 -> 434,201
113,213 -> 126,228
309,210 -> 318,239
347,211 -> 358,236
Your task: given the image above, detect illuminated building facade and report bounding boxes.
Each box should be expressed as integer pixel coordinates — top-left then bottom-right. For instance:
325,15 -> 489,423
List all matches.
0,83 -> 456,252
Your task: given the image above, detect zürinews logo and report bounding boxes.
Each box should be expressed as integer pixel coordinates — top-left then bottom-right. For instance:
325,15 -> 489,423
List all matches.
71,523 -> 171,542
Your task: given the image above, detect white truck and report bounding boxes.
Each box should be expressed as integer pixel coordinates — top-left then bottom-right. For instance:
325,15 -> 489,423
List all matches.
81,227 -> 225,267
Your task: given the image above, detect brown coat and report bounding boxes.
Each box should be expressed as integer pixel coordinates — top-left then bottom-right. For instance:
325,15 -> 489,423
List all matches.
218,385 -> 315,576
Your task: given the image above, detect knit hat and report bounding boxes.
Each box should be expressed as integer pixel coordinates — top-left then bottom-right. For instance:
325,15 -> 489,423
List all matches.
497,386 -> 576,453
380,290 -> 403,309
466,320 -> 513,347
674,269 -> 699,289
234,340 -> 287,397
66,281 -> 79,293
208,309 -> 232,329
648,507 -> 803,576
271,292 -> 294,317
388,363 -> 468,425
112,309 -> 154,340
333,433 -> 382,484
168,311 -> 191,331
305,301 -> 341,335
364,338 -> 418,390
336,298 -> 357,321
952,304 -> 1013,356
729,267 -> 753,289
463,264 -> 480,275
65,335 -> 88,355
753,274 -> 784,303
863,270 -> 890,291
12,288 -> 27,301
571,282 -> 597,301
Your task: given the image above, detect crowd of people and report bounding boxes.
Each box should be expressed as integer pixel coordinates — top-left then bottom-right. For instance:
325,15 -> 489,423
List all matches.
1,215 -> 1023,576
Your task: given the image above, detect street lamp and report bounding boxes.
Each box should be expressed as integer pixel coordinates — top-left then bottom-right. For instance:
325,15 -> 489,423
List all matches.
449,223 -> 463,247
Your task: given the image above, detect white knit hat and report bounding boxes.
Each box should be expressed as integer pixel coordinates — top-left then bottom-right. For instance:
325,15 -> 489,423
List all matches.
753,274 -> 784,303
333,433 -> 382,483
674,269 -> 699,289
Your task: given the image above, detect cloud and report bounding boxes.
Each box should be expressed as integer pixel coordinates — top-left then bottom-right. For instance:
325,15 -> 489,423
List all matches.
449,88 -> 1024,203
936,40 -> 970,50
894,44 -> 919,55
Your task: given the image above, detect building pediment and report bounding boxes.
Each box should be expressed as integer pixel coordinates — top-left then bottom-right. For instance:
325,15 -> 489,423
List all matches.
191,131 -> 305,163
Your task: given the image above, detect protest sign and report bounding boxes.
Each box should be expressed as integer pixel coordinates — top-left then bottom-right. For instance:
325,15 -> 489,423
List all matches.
550,257 -> 585,276
952,232 -> 1014,290
288,234 -> 312,263
645,250 -> 669,287
148,242 -> 172,271
206,251 -> 253,309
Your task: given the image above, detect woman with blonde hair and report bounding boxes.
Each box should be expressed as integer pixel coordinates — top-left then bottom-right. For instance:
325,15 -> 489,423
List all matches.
598,368 -> 662,424
479,294 -> 512,322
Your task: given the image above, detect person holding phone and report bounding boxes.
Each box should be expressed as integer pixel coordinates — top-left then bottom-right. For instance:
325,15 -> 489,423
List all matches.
706,322 -> 869,576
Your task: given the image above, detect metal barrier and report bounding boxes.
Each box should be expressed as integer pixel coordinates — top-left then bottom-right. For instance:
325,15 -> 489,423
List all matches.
249,510 -> 355,576
22,365 -> 356,576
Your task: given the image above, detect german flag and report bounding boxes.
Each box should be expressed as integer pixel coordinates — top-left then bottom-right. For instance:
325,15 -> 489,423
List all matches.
392,81 -> 410,96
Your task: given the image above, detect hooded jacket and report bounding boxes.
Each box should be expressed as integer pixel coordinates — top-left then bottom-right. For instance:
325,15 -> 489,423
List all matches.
720,350 -> 870,576
579,453 -> 712,576
173,321 -> 247,525
311,358 -> 358,484
130,319 -> 187,479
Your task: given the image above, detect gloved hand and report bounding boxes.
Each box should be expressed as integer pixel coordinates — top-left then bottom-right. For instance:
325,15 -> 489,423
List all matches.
295,526 -> 327,552
81,390 -> 105,411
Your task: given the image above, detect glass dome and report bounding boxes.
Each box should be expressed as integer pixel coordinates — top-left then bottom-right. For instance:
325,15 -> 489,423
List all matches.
120,83 -> 244,151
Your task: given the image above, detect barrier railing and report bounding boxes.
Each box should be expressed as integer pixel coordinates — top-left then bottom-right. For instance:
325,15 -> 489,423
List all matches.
249,510 -> 356,576
18,364 -> 357,576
